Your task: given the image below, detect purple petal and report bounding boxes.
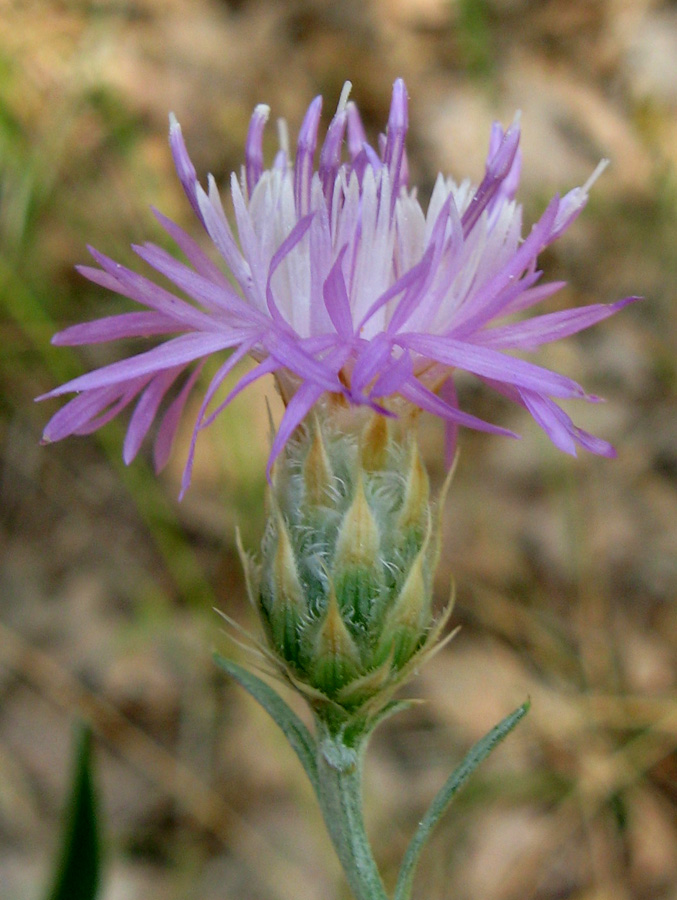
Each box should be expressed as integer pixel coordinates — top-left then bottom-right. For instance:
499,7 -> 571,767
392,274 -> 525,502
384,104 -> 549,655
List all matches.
79,250 -> 219,331
501,279 -> 566,316
195,339 -> 261,431
450,195 -> 560,336
169,114 -> 205,227
461,114 -> 521,235
196,177 -> 254,291
308,196 -> 335,335
396,195 -> 463,333
265,213 -> 315,326
569,422 -> 616,457
41,331 -> 242,398
400,377 -> 518,437
124,366 -> 184,464
519,390 -> 616,457
476,296 -> 640,350
398,332 -> 587,399
245,104 -> 270,197
465,266 -> 543,334
382,79 -> 409,198
267,381 -> 326,479
346,100 -> 368,160
370,348 -> 413,398
549,161 -> 608,241
229,173 -> 268,301
178,339 -> 259,497
207,356 -> 281,433
487,121 -> 522,205
351,333 -> 393,394
41,379 -> 147,442
154,364 -> 204,472
387,196 -> 453,334
322,247 -> 354,339
358,243 -> 434,335
132,242 -> 262,324
52,312 -> 180,345
263,329 -> 340,392
179,353 -> 286,497
294,96 -> 322,216
520,389 -> 577,455
485,379 -> 617,458
151,207 -> 233,288
319,105 -> 348,201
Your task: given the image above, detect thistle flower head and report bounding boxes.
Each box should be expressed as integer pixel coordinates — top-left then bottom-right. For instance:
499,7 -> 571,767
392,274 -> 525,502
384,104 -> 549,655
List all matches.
39,79 -> 637,494
241,413 -> 453,721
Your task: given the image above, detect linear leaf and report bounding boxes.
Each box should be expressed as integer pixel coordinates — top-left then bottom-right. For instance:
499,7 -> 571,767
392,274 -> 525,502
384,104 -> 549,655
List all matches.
214,654 -> 319,793
394,700 -> 530,900
46,722 -> 101,900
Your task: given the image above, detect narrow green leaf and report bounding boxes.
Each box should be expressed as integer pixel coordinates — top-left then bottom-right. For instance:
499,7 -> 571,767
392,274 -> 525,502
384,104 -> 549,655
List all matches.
214,654 -> 319,793
394,700 -> 530,900
342,699 -> 416,747
367,699 -> 417,732
46,722 -> 101,900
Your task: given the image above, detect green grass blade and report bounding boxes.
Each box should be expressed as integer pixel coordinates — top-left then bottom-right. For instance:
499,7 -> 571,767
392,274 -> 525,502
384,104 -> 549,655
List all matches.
394,700 -> 530,900
46,722 -> 101,900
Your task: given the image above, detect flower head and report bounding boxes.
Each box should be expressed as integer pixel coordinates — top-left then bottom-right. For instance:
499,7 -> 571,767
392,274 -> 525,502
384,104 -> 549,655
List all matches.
39,79 -> 636,495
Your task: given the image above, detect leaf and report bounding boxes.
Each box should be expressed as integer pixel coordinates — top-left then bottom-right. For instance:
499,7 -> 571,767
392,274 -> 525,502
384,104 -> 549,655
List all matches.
342,699 -> 418,747
46,722 -> 101,900
394,700 -> 530,900
214,654 -> 319,794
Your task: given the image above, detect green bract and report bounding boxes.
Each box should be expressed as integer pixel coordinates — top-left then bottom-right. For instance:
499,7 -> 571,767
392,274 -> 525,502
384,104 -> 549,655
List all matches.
239,412 -> 454,723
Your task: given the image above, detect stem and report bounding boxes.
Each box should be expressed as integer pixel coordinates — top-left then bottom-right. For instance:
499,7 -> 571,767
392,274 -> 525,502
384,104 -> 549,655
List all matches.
314,718 -> 389,900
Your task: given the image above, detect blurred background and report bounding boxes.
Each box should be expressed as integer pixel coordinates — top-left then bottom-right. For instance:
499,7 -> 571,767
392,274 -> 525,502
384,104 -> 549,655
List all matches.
1,0 -> 676,898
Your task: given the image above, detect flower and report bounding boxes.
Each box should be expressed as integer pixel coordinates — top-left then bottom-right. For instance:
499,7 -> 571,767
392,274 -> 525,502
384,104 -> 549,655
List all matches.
38,79 -> 637,495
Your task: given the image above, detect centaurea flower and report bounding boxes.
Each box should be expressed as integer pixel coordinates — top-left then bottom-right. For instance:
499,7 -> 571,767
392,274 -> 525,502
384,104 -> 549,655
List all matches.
39,79 -> 636,495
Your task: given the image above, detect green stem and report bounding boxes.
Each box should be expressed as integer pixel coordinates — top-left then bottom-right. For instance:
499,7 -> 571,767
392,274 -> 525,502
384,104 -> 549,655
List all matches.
314,719 -> 389,900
